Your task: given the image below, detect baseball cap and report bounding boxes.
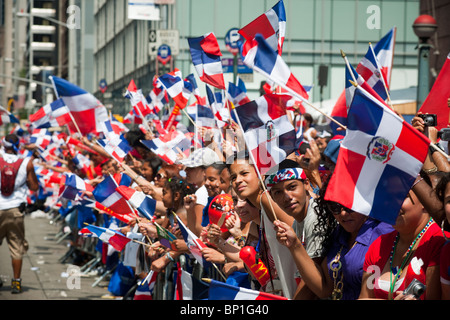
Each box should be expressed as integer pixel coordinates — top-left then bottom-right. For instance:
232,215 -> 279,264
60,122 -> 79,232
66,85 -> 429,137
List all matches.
179,148 -> 221,168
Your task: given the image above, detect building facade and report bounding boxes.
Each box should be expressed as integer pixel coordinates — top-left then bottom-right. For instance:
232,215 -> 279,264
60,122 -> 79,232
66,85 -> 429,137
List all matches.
93,0 -> 428,120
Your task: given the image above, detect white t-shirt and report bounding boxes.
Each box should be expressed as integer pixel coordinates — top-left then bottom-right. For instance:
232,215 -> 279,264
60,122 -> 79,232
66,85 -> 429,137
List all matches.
0,153 -> 31,210
292,197 -> 324,259
195,184 -> 208,207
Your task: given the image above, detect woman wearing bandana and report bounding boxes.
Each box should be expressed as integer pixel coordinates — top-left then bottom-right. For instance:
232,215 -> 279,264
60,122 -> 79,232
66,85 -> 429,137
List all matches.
0,134 -> 39,293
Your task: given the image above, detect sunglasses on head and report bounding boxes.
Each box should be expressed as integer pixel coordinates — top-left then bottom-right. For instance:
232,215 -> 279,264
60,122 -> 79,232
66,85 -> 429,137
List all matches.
155,173 -> 166,180
326,202 -> 354,215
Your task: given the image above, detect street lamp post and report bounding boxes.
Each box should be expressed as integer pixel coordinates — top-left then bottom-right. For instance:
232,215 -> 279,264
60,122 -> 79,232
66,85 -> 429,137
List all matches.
413,14 -> 438,112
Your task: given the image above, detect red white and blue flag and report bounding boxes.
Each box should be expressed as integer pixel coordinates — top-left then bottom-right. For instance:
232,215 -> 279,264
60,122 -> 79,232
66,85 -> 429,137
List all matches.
59,173 -> 94,201
227,77 -> 251,107
207,278 -> 287,300
157,69 -> 192,109
324,85 -> 430,225
239,0 -> 286,55
92,174 -> 133,215
115,185 -> 157,221
141,130 -> 192,164
30,128 -> 52,150
134,271 -> 158,300
80,224 -> 131,252
175,214 -> 211,268
419,53 -> 450,131
0,106 -> 19,125
188,32 -> 226,90
332,27 -> 396,130
50,76 -> 109,135
242,34 -> 309,102
330,60 -> 390,134
29,98 -> 72,129
97,134 -> 132,162
235,93 -> 296,175
125,79 -> 153,118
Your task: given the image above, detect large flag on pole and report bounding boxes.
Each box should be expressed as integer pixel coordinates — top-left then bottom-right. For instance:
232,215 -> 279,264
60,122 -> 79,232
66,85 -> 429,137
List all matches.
188,32 -> 226,90
418,52 -> 450,131
324,85 -> 430,225
239,0 -> 286,55
50,76 -> 109,135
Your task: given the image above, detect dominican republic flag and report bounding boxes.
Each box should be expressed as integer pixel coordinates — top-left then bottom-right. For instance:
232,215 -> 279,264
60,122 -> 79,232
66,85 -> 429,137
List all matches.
125,79 -> 153,117
175,268 -> 209,300
59,173 -> 94,201
148,75 -> 168,114
419,52 -> 450,131
97,134 -> 132,162
80,224 -> 131,252
0,106 -> 19,125
235,93 -> 296,175
242,34 -> 309,102
30,128 -> 52,150
157,69 -> 192,109
71,151 -> 94,179
65,136 -> 98,155
184,73 -> 203,104
92,174 -> 133,215
94,201 -> 135,224
134,271 -> 158,300
115,185 -> 156,221
330,60 -> 390,135
324,85 -> 430,225
99,116 -> 129,139
50,76 -> 109,135
239,0 -> 286,55
175,214 -> 211,268
332,27 -> 396,130
141,130 -> 191,164
227,77 -> 251,107
357,27 -> 396,93
187,102 -> 216,128
207,278 -> 287,300
29,98 -> 72,129
206,85 -> 230,126
188,32 -> 226,90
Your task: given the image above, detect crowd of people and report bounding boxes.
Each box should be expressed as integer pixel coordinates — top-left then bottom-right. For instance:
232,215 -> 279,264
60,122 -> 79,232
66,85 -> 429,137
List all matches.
0,101 -> 449,301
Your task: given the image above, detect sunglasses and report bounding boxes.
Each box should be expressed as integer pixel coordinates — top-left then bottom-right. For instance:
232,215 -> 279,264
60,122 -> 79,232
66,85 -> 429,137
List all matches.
326,202 -> 354,215
155,173 -> 166,180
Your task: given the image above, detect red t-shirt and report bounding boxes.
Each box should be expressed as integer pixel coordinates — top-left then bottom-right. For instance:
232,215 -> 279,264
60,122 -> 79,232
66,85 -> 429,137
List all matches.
363,222 -> 445,300
440,235 -> 450,287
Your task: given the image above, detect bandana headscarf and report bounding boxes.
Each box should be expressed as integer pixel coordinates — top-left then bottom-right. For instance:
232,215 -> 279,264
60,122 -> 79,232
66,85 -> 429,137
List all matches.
265,167 -> 307,191
2,137 -> 20,153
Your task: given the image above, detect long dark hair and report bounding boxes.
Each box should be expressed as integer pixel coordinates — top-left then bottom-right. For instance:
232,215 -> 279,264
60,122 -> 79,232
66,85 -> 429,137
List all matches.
434,171 -> 450,232
164,177 -> 195,212
312,176 -> 339,254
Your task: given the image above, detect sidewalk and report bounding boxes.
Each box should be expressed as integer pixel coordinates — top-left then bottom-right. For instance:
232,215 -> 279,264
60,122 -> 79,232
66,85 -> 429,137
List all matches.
0,210 -> 111,300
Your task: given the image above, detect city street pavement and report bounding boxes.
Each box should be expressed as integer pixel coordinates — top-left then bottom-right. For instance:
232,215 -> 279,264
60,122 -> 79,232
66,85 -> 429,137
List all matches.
0,211 -> 111,300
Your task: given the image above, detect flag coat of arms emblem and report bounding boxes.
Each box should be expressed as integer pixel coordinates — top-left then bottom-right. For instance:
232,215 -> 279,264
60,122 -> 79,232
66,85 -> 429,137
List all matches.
235,93 -> 295,175
325,86 -> 430,225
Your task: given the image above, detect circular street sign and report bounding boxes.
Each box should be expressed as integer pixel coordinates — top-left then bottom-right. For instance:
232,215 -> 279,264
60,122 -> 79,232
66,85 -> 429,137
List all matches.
225,28 -> 243,55
157,44 -> 172,65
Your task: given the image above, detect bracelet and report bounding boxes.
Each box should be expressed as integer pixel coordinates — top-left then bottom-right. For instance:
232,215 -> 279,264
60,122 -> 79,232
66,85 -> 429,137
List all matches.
165,252 -> 174,262
223,255 -> 228,264
423,166 -> 438,174
412,177 -> 424,188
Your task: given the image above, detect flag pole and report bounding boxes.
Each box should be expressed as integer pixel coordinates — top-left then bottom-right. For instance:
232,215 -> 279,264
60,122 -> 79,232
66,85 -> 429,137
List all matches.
172,211 -> 227,281
368,43 -> 396,111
